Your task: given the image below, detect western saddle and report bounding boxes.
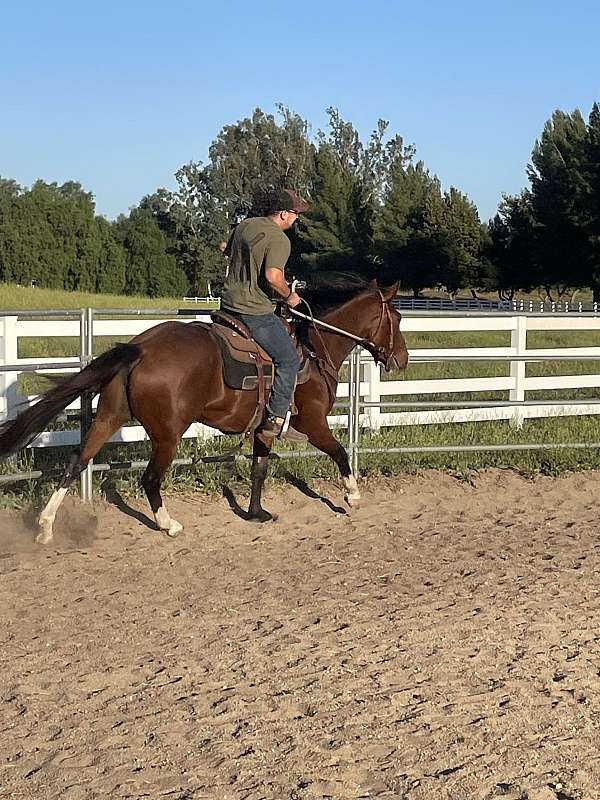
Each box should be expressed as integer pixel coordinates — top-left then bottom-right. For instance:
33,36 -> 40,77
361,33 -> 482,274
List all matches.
192,310 -> 313,434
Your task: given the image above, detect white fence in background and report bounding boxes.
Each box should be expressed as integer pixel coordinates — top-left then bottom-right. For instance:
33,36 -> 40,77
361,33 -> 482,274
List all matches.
2,312 -> 600,450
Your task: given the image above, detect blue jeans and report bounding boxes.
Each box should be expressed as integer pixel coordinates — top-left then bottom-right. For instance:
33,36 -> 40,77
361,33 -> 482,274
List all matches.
236,312 -> 301,418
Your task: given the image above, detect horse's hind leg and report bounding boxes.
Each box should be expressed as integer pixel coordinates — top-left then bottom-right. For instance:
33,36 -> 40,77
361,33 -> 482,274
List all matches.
37,377 -> 130,544
141,432 -> 183,537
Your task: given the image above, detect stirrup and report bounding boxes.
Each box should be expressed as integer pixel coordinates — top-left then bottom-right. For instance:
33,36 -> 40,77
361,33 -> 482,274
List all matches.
257,414 -> 308,443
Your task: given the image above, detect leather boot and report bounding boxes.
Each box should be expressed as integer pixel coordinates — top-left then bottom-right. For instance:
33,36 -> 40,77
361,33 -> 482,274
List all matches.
256,415 -> 308,443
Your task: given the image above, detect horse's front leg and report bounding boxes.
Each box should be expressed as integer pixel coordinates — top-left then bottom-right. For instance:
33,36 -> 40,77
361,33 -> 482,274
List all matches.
248,434 -> 275,522
307,423 -> 361,508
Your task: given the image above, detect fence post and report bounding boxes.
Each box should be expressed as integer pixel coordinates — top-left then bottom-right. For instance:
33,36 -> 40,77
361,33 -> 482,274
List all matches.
0,316 -> 19,422
363,354 -> 381,433
346,347 -> 361,477
347,348 -> 356,470
351,347 -> 361,476
79,308 -> 94,503
510,315 -> 527,429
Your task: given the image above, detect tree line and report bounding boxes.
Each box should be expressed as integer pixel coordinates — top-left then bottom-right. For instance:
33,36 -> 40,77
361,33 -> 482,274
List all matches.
1,103 -> 599,299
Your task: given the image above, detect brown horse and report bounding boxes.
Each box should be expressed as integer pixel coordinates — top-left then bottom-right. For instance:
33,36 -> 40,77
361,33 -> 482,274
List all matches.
0,276 -> 408,542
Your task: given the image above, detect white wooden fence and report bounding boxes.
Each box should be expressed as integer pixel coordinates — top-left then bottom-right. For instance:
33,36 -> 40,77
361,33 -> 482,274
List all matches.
2,312 -> 600,450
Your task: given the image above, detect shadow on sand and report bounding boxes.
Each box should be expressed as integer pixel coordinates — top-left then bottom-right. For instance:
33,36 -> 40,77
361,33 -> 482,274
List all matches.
101,480 -> 158,531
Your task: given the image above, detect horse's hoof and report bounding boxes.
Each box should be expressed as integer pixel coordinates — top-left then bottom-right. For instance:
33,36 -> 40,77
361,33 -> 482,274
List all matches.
35,525 -> 53,545
344,493 -> 361,509
165,520 -> 184,537
247,509 -> 277,523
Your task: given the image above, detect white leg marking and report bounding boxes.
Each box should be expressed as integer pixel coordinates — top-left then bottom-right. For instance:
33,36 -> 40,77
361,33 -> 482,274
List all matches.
155,505 -> 183,537
343,475 -> 361,508
37,487 -> 68,544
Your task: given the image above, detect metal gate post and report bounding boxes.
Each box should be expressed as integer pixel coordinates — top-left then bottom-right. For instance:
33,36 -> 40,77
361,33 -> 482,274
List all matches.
347,347 -> 356,473
350,347 -> 361,477
79,308 -> 94,503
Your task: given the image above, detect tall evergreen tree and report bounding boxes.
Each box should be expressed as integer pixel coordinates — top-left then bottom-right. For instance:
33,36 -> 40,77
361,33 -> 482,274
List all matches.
0,180 -> 103,290
528,109 -> 590,297
294,109 -> 413,280
376,159 -> 446,294
583,103 -> 600,297
488,192 -> 538,299
294,142 -> 374,278
428,187 -> 484,295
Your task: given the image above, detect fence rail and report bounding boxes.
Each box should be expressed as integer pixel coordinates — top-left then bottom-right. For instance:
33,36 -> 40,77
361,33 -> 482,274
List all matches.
393,298 -> 600,313
3,307 -> 600,496
177,295 -> 600,314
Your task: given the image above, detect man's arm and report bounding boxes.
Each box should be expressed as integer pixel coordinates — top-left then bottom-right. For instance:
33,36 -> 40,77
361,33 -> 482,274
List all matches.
221,226 -> 236,257
264,267 -> 302,307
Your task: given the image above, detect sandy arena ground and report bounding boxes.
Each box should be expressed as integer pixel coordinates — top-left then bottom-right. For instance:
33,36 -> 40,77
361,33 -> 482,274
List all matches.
2,468 -> 600,800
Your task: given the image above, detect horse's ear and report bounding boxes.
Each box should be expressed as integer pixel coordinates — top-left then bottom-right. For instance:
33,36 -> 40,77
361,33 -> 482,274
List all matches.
378,281 -> 399,301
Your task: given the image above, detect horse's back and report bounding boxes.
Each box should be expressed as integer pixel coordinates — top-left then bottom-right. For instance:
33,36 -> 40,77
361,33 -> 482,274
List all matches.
129,318 -> 220,396
132,319 -> 213,347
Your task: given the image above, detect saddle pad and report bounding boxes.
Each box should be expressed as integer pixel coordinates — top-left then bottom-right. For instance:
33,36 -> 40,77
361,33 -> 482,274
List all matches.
211,321 -> 272,364
208,327 -> 274,391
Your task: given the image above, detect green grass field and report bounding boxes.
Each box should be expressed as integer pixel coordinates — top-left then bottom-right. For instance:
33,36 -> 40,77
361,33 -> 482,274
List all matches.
3,284 -> 600,506
0,282 -> 194,310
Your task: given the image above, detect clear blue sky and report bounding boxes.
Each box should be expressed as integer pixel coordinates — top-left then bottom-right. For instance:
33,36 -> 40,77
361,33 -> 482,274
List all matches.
2,0 -> 599,222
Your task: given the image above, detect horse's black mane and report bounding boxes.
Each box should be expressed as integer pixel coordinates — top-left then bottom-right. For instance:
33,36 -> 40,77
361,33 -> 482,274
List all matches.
298,271 -> 373,316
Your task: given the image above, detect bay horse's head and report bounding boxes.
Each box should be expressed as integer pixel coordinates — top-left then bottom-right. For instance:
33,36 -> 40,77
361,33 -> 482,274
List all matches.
357,281 -> 409,372
298,271 -> 409,372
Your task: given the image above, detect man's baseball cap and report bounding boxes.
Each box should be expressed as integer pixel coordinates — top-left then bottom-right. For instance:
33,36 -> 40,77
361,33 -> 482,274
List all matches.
265,188 -> 310,215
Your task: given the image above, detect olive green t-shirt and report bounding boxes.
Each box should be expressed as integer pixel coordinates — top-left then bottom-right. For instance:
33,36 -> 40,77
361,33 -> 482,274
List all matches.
221,217 -> 291,315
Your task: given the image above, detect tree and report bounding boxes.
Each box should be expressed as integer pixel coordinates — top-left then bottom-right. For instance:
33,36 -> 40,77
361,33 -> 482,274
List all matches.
207,105 -> 315,220
294,142 -> 374,279
582,103 -> 600,297
0,177 -> 21,203
294,109 -> 415,280
528,109 -> 590,298
143,166 -> 229,295
116,207 -> 187,297
428,187 -> 484,295
166,106 -> 316,292
376,159 -> 446,294
0,180 -> 106,290
488,192 -> 538,299
95,217 -> 127,294
322,108 -> 413,204
55,181 -> 102,292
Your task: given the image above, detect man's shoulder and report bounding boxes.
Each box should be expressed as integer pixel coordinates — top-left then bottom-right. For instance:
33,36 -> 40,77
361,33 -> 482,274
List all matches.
240,216 -> 287,242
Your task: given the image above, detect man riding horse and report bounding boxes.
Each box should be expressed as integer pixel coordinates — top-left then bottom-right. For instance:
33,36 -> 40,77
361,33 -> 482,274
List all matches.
220,188 -> 310,442
0,189 -> 408,540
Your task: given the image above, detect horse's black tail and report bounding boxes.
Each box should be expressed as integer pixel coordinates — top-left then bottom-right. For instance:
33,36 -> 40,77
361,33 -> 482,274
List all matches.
0,342 -> 142,459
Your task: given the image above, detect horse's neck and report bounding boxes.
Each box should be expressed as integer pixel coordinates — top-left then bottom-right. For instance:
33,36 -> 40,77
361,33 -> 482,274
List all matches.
318,297 -> 372,370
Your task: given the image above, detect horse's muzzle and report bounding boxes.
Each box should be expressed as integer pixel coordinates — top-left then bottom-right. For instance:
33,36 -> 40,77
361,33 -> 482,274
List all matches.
386,351 -> 409,372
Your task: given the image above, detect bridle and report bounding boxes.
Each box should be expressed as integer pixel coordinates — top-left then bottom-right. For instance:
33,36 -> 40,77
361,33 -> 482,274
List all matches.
289,290 -> 397,370
364,291 -> 396,369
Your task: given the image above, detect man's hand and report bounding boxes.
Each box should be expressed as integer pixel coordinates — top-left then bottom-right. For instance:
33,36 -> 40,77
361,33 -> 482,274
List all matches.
265,267 -> 303,307
286,291 -> 303,308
